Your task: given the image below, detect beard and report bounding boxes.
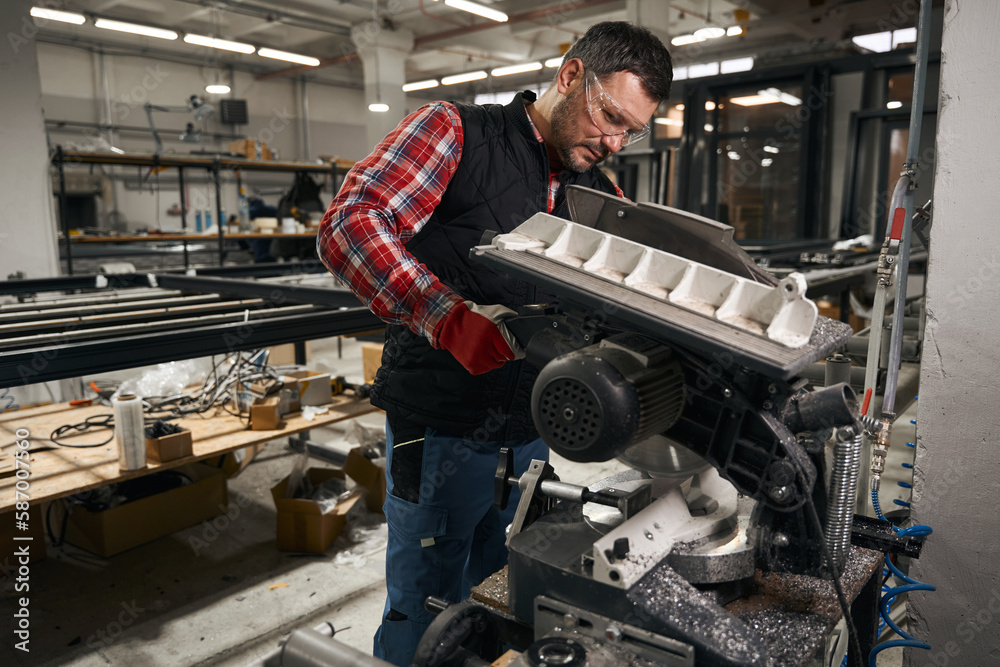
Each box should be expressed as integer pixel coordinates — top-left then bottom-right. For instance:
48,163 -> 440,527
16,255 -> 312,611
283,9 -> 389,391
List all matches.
550,87 -> 610,173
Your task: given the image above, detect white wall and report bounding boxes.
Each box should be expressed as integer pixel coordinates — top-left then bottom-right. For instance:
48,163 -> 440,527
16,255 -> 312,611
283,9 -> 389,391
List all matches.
907,2 -> 1000,665
37,43 -> 372,232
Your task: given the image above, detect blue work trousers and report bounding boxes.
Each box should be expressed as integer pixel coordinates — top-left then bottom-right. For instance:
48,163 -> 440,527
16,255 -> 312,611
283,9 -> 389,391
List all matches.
373,420 -> 547,666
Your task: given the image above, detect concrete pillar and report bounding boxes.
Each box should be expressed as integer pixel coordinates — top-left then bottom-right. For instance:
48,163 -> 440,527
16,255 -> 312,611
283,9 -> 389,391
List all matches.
351,25 -> 413,151
906,2 -> 1000,665
0,0 -> 60,280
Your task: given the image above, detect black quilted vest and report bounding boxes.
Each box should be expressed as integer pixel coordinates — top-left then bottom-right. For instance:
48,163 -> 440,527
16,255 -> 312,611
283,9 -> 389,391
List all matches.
369,91 -> 618,441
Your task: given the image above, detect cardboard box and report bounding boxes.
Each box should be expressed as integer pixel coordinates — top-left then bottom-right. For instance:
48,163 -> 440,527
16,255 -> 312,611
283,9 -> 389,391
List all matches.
267,342 -> 310,366
64,463 -> 228,557
251,396 -> 284,430
229,139 -> 273,161
362,343 -> 384,385
145,427 -> 193,463
271,468 -> 363,553
282,370 -> 331,406
344,447 -> 386,514
0,504 -> 46,565
207,443 -> 264,479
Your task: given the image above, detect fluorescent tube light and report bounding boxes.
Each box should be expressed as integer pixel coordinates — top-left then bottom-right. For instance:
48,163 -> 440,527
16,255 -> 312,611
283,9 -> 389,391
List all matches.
694,26 -> 726,40
184,33 -> 255,54
402,79 -> 439,92
727,26 -> 744,37
763,145 -> 779,154
655,118 -> 682,126
886,101 -> 903,109
205,84 -> 231,94
729,94 -> 779,106
258,48 -> 319,66
721,57 -> 754,74
852,31 -> 892,53
369,103 -> 390,112
30,7 -> 85,24
761,158 -> 773,167
441,71 -> 487,85
671,34 -> 703,46
687,62 -> 720,79
94,19 -> 177,40
544,57 -> 564,68
491,62 -> 542,77
444,0 -> 507,22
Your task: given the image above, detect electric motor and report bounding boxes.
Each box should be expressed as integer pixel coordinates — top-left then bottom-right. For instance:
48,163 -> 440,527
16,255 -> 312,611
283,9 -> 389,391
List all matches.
531,333 -> 686,462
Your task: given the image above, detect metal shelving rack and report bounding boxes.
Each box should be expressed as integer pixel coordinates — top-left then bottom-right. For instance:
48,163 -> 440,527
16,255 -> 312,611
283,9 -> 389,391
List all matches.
51,148 -> 352,274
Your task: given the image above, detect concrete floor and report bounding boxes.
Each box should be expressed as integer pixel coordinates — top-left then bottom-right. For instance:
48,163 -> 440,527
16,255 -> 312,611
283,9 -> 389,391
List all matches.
0,332 -> 910,667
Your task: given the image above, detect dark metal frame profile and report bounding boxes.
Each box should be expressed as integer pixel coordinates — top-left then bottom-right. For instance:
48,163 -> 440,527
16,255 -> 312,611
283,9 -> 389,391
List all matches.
0,273 -> 382,388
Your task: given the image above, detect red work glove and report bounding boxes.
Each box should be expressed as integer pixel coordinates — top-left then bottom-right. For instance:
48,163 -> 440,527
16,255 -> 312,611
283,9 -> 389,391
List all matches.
437,301 -> 523,375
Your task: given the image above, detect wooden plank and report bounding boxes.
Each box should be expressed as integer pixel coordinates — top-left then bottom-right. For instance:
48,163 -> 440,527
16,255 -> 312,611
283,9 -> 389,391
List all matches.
0,396 -> 376,513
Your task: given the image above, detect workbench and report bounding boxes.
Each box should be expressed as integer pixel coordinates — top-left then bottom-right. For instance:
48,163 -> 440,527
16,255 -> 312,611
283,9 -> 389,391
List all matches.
0,395 -> 376,514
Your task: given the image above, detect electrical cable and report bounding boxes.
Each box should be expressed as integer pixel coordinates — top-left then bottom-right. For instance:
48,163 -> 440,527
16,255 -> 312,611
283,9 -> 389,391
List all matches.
868,403 -> 934,666
805,494 -> 864,665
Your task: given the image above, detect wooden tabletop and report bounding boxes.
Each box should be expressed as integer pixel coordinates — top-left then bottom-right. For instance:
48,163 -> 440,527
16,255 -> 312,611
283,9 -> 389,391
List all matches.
0,396 -> 376,513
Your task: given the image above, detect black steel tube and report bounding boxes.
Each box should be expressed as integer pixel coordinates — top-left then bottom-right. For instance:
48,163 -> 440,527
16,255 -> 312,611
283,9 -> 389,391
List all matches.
213,159 -> 225,266
178,166 -> 190,268
0,307 -> 381,388
55,146 -> 73,275
153,274 -> 363,309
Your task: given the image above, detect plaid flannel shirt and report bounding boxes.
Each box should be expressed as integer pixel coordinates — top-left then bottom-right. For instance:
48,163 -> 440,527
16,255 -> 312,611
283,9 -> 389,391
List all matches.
317,100 -> 624,346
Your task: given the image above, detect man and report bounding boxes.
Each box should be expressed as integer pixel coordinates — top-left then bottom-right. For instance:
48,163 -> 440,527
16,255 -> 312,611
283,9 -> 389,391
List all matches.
318,21 -> 672,665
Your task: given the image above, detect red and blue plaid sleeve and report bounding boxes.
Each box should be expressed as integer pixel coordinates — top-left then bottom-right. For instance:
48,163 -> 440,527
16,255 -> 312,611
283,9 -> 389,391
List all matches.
317,102 -> 465,346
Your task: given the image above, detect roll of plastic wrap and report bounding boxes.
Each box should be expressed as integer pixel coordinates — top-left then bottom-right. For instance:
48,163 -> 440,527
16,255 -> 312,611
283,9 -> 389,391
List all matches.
113,393 -> 146,471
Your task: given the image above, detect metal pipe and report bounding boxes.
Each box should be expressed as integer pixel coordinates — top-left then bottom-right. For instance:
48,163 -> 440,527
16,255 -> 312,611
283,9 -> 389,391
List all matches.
883,0 -> 932,417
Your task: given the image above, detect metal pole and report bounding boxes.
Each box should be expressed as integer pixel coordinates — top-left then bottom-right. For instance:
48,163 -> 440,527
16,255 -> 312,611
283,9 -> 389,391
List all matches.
882,0 -> 931,416
178,167 -> 190,268
213,159 -> 225,266
56,146 -> 73,275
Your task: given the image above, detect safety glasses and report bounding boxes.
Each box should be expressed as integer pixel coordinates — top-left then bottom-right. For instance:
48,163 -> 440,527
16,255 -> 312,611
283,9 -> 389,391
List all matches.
584,70 -> 651,147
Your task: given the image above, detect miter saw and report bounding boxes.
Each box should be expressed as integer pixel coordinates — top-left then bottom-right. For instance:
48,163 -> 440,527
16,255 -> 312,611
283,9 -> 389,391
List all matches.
409,187 -> 913,667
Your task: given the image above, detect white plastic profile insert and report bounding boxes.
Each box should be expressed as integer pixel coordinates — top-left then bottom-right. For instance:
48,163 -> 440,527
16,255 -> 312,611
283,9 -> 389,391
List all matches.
492,214 -> 817,348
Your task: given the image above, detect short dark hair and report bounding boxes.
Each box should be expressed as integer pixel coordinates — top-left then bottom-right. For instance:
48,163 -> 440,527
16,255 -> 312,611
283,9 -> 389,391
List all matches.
560,21 -> 673,101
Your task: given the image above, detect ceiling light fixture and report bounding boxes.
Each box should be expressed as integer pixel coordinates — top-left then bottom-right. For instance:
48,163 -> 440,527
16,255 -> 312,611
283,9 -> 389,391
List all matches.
763,145 -> 779,154
205,84 -> 230,94
729,94 -> 779,106
654,118 -> 683,126
369,103 -> 390,112
441,70 -> 487,85
544,57 -> 564,68
761,158 -> 773,167
444,0 -> 508,22
670,34 -> 703,46
886,100 -> 903,109
402,79 -> 439,92
183,33 -> 255,54
258,48 -> 320,66
30,7 -> 86,24
94,19 -> 178,40
491,62 -> 542,77
727,26 -> 744,37
760,87 -> 802,105
693,0 -> 726,40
